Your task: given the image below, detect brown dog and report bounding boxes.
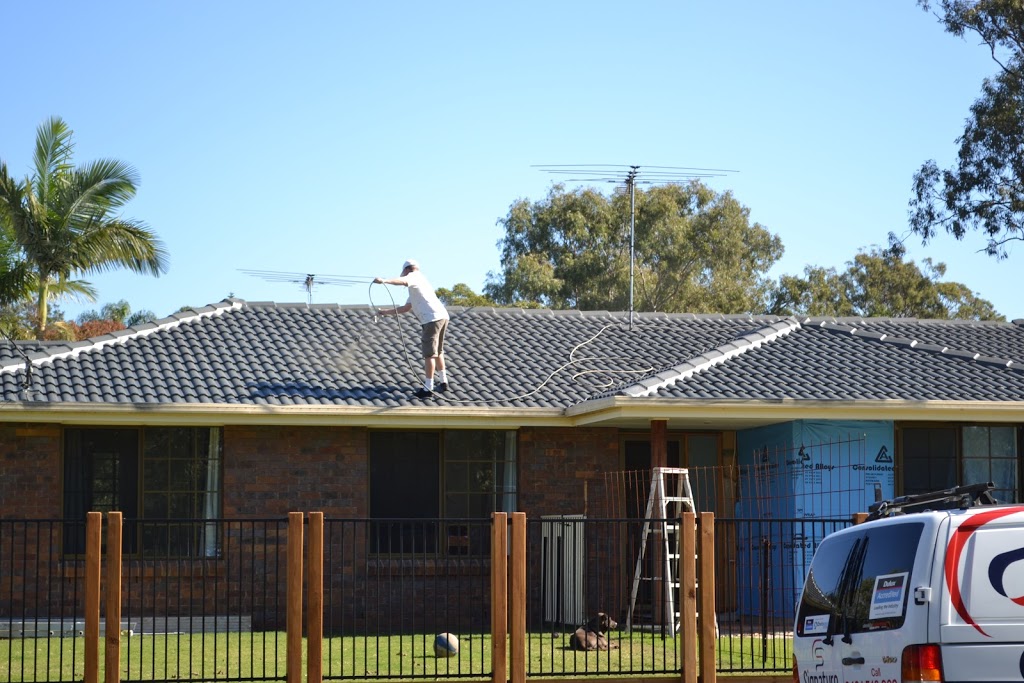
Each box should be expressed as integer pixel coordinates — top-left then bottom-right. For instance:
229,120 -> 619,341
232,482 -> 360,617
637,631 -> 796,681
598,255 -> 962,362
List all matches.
568,612 -> 619,651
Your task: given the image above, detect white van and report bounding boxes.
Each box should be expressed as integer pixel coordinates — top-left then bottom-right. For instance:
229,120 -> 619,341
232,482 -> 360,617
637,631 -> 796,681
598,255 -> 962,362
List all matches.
793,483 -> 1024,683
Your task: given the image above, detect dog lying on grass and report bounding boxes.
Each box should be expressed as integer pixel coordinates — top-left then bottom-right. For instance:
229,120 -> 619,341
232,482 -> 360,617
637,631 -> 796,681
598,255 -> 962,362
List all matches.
568,612 -> 619,651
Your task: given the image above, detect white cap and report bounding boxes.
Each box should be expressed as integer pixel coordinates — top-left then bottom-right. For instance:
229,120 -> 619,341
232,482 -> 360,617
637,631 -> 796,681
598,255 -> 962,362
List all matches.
402,259 -> 419,271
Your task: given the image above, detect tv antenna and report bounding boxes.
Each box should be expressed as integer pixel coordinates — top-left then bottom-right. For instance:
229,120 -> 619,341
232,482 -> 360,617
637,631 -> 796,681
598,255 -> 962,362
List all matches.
534,164 -> 739,329
239,269 -> 372,305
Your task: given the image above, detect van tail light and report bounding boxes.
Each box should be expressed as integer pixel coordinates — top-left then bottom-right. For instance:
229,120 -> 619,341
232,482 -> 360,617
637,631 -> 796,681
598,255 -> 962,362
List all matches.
902,644 -> 943,682
793,655 -> 799,683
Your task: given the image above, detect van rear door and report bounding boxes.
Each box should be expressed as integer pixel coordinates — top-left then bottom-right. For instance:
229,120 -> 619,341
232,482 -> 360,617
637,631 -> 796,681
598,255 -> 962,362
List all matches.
795,520 -> 928,683
938,507 -> 1024,682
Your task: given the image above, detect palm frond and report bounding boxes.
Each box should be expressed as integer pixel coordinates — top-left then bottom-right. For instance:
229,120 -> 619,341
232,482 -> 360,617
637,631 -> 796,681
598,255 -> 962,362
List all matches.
67,159 -> 140,214
32,117 -> 74,200
73,219 -> 168,276
0,262 -> 34,306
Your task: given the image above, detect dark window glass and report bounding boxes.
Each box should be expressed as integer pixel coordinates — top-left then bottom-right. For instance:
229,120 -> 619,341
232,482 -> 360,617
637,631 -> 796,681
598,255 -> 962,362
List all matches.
369,430 -> 517,555
797,522 -> 923,636
369,432 -> 440,553
62,427 -> 222,557
901,427 -> 956,495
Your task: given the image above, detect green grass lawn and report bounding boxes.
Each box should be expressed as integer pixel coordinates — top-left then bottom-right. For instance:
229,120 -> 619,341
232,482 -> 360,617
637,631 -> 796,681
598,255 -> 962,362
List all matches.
0,631 -> 792,681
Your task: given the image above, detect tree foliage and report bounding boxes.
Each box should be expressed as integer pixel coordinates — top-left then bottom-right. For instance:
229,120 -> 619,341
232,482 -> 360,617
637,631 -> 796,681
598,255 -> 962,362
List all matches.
770,248 -> 1003,320
904,0 -> 1024,257
0,117 -> 168,337
485,181 -> 784,314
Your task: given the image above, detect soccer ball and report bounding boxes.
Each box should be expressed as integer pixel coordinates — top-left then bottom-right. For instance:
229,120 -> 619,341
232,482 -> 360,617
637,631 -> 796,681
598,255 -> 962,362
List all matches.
434,632 -> 459,658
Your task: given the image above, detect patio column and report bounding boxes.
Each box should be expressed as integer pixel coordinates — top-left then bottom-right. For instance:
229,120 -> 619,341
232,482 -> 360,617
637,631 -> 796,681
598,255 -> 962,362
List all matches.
651,419 -> 667,467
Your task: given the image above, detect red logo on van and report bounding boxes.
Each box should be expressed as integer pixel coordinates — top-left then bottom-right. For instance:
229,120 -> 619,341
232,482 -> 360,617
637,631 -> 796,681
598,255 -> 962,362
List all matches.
945,506 -> 1024,637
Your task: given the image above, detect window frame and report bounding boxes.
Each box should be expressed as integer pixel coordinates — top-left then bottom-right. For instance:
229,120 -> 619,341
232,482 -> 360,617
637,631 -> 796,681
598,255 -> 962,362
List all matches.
62,426 -> 224,558
368,428 -> 518,557
897,422 -> 1021,503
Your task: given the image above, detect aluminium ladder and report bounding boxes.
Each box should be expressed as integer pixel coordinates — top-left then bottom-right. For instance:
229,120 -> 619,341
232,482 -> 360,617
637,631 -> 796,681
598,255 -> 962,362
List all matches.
626,467 -> 695,636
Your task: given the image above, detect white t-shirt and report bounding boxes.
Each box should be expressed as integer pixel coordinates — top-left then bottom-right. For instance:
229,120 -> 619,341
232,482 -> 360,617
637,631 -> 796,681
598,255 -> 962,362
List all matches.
402,270 -> 449,325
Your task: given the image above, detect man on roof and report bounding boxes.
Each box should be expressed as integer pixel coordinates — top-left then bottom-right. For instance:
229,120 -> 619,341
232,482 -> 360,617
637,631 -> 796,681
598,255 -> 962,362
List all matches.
374,259 -> 451,399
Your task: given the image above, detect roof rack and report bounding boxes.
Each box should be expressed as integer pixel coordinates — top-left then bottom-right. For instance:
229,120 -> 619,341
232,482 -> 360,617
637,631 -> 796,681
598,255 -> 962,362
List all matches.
867,482 -> 999,521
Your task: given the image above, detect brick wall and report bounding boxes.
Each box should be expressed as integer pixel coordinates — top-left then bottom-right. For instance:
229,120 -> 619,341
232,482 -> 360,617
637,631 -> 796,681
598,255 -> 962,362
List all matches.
2,422 -> 630,630
0,424 -> 62,518
517,426 -> 620,517
223,425 -> 369,517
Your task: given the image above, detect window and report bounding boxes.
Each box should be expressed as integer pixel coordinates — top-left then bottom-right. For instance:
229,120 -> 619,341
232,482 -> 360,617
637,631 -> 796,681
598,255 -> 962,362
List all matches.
963,426 -> 1018,503
796,522 -> 923,637
63,427 -> 223,556
901,427 -> 956,496
900,425 -> 1020,503
369,430 -> 517,555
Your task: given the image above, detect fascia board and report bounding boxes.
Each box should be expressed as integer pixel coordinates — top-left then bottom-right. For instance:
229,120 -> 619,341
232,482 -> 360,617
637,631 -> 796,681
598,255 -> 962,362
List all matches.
0,403 -> 569,428
567,397 -> 1024,426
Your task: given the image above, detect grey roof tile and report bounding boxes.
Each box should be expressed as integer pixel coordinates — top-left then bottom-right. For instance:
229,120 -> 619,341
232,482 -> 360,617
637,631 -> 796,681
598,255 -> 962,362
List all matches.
0,300 -> 1022,409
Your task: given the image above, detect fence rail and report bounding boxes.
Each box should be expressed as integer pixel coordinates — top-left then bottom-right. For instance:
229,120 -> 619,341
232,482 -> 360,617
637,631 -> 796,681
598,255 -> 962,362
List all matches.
1,512 -> 852,683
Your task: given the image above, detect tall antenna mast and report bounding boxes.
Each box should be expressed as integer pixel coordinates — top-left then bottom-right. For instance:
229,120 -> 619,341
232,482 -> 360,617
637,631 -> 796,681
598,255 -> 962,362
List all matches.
534,164 -> 738,329
627,166 -> 638,329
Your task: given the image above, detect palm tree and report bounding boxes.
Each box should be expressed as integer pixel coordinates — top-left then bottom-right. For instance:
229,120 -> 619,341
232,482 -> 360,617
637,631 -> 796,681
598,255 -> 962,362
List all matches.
0,116 -> 168,338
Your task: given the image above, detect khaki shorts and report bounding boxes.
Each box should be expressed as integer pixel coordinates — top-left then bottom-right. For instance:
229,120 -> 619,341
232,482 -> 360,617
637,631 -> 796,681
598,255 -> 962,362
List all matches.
421,319 -> 448,359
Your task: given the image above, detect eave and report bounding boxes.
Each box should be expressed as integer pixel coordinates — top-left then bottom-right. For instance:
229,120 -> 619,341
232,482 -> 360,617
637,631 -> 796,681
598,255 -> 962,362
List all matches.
2,396 -> 1024,431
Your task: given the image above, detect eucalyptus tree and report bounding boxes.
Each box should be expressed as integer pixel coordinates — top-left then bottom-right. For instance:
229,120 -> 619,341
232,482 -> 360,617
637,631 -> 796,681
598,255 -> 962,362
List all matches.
904,0 -> 1024,258
485,181 -> 783,313
769,248 -> 1002,321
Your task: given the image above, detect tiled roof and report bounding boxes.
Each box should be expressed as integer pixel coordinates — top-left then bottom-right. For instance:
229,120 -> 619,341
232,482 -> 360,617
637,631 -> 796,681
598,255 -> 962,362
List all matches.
0,299 -> 1022,411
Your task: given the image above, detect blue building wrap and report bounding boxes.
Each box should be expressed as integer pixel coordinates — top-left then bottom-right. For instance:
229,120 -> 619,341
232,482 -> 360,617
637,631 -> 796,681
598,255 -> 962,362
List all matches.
729,420 -> 895,620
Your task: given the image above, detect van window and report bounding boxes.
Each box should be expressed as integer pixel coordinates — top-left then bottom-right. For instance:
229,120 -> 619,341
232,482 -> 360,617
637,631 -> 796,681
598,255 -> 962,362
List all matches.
797,522 -> 923,637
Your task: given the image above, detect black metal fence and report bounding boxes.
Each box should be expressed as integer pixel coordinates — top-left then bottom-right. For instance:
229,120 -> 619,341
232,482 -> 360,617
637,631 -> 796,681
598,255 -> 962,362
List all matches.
714,516 -> 853,673
525,517 -> 683,677
1,514 -> 854,682
320,518 -> 494,680
1,518 -> 290,683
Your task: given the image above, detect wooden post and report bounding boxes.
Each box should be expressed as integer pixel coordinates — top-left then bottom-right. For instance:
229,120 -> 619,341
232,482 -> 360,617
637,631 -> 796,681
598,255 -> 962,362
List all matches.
680,512 -> 697,683
699,512 -> 716,683
84,512 -> 102,683
307,512 -> 324,683
509,512 -> 526,683
287,512 -> 304,683
491,513 -> 508,683
651,419 -> 668,468
105,512 -> 122,683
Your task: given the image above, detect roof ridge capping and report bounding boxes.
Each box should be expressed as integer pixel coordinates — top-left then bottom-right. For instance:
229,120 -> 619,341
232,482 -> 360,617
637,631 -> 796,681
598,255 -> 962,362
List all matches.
0,298 -> 246,373
812,318 -> 1024,371
621,317 -> 801,398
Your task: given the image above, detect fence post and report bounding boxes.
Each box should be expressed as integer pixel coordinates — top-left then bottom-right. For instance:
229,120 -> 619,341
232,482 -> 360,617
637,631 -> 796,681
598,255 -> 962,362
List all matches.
491,513 -> 508,683
287,512 -> 304,683
308,512 -> 324,683
680,511 -> 697,683
699,512 -> 716,683
105,512 -> 122,683
510,512 -> 526,683
84,512 -> 102,683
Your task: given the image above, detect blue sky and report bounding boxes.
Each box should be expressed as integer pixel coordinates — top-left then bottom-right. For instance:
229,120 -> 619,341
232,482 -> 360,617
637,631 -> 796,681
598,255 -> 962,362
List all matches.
1,1 -> 1016,321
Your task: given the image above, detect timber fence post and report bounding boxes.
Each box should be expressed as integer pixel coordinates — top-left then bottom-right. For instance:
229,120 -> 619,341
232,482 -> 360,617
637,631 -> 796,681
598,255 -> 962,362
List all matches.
105,512 -> 122,683
681,511 -> 697,683
491,513 -> 508,683
699,512 -> 716,683
287,512 -> 304,683
510,512 -> 526,683
308,512 -> 324,683
84,512 -> 102,683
